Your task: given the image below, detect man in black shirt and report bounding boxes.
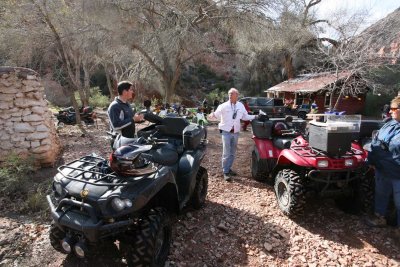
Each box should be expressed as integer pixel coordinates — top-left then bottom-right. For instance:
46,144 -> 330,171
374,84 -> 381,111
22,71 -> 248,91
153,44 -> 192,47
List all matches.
107,81 -> 144,138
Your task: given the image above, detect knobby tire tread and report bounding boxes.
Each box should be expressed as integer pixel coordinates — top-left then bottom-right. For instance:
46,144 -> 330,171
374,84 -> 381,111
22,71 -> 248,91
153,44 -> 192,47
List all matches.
275,169 -> 305,217
190,166 -> 208,209
123,207 -> 171,267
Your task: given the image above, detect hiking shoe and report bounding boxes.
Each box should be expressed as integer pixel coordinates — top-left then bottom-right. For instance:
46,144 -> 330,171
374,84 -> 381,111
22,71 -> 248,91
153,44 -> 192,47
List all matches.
364,214 -> 387,228
224,173 -> 232,182
229,169 -> 237,176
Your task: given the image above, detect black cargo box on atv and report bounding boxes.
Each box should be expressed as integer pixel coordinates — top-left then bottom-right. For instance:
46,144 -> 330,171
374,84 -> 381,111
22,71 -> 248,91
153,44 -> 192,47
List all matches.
251,117 -> 307,139
309,124 -> 353,156
309,116 -> 360,156
183,124 -> 205,150
251,120 -> 274,139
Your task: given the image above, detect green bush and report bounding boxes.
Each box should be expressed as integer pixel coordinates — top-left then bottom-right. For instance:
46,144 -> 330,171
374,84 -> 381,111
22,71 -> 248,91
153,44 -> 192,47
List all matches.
207,88 -> 226,104
364,92 -> 394,117
0,153 -> 36,196
88,87 -> 110,108
25,186 -> 49,213
75,87 -> 110,108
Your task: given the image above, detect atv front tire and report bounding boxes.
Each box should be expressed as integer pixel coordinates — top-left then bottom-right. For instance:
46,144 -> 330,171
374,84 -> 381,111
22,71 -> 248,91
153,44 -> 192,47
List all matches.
335,172 -> 374,214
122,208 -> 171,267
190,166 -> 208,209
274,169 -> 305,217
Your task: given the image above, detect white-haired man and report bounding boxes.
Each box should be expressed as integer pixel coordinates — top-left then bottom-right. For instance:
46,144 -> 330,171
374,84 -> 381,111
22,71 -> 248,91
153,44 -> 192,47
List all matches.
208,88 -> 256,181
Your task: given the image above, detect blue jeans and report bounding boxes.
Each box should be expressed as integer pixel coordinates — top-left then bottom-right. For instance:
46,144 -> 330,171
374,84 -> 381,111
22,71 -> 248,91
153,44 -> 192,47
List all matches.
375,175 -> 400,226
221,131 -> 239,174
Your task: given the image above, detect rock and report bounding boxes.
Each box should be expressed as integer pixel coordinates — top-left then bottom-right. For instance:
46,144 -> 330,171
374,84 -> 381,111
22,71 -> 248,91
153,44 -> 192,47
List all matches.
217,222 -> 228,232
14,123 -> 35,133
263,242 -> 273,252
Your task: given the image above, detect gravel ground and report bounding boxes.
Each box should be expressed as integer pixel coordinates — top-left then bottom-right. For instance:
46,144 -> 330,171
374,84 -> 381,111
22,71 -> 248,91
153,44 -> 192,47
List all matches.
0,117 -> 399,267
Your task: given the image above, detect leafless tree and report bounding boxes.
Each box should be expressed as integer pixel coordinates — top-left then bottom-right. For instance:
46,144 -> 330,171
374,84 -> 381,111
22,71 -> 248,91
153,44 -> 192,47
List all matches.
90,0 -> 283,102
306,6 -> 399,110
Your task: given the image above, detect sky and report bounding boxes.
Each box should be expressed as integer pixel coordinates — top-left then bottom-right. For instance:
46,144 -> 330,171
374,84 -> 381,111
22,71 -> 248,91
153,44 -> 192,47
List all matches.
315,0 -> 399,38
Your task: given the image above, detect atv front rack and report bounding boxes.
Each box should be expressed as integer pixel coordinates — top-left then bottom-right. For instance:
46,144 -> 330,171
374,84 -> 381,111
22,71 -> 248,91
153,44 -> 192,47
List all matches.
290,145 -> 364,158
57,155 -> 152,186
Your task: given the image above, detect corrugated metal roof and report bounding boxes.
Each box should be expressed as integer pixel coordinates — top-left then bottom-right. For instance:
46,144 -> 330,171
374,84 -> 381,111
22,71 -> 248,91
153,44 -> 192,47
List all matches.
265,72 -> 350,93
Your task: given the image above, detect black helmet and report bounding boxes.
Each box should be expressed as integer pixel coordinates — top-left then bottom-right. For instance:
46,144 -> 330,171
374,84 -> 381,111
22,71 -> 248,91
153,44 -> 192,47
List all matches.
110,145 -> 155,176
273,122 -> 288,135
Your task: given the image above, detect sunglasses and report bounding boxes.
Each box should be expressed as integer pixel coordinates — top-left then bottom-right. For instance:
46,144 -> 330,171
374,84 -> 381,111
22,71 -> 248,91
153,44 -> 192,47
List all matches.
390,107 -> 399,112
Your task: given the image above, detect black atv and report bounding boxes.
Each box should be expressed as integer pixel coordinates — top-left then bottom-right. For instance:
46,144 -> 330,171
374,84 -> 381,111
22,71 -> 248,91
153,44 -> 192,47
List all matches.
55,106 -> 96,126
47,113 -> 208,266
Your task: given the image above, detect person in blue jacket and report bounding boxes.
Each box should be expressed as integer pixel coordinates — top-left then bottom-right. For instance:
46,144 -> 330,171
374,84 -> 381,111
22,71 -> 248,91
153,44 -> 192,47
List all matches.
107,81 -> 144,138
366,96 -> 400,240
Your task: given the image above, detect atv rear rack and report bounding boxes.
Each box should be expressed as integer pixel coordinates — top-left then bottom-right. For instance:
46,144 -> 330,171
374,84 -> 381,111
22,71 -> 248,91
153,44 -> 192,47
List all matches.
57,155 -> 153,186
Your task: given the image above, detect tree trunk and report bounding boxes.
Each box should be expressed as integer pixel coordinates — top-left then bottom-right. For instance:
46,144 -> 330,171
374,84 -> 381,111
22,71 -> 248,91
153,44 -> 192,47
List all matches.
70,92 -> 81,125
82,64 -> 91,106
333,90 -> 344,111
284,54 -> 294,79
105,69 -> 114,100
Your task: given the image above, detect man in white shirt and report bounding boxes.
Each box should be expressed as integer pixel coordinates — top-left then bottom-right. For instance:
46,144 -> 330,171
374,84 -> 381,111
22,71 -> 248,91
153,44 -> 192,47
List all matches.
208,88 -> 256,181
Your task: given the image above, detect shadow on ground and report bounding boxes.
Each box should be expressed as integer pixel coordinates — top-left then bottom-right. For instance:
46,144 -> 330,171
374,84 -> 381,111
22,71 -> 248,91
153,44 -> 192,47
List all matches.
56,200 -> 290,266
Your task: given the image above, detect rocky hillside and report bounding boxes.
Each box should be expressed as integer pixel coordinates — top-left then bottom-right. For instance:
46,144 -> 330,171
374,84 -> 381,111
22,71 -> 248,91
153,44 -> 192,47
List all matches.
359,7 -> 400,62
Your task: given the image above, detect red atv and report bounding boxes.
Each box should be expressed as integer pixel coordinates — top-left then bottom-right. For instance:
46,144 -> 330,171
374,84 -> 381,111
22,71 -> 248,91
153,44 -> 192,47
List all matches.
251,115 -> 378,217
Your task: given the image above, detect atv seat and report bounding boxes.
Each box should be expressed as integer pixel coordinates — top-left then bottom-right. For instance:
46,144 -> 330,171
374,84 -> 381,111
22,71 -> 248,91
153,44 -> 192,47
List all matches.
159,117 -> 190,137
148,143 -> 179,166
273,137 -> 293,150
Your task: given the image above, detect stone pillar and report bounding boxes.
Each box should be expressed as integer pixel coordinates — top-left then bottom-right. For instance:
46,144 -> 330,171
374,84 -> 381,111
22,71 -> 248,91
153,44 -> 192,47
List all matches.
0,67 -> 61,167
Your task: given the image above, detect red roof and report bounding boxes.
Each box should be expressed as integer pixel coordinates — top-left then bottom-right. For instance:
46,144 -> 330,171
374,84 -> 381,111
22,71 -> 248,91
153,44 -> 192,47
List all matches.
266,72 -> 350,93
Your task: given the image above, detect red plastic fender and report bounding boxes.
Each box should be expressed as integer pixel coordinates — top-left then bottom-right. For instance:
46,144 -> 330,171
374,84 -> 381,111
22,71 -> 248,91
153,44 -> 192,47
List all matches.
253,137 -> 281,159
351,141 -> 368,165
276,148 -> 315,167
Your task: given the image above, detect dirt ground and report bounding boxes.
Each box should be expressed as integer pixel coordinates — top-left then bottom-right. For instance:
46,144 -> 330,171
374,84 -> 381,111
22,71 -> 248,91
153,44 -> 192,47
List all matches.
1,116 -> 400,267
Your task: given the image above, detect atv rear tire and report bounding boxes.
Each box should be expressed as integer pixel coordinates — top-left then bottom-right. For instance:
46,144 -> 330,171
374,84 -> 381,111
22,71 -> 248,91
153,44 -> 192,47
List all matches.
49,223 -> 67,254
251,150 -> 268,181
274,169 -> 305,217
121,208 -> 171,267
190,166 -> 208,209
251,150 -> 275,185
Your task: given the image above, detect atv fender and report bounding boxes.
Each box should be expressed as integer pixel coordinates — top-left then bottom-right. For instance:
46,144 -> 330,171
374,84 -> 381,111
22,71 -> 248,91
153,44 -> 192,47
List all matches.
253,138 -> 280,159
105,167 -> 180,216
177,149 -> 206,208
276,149 -> 314,168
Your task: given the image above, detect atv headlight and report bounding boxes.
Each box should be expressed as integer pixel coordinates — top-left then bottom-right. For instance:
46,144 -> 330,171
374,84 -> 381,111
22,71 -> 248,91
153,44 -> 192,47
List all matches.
53,182 -> 63,196
124,199 -> 133,208
111,198 -> 125,212
317,160 -> 329,168
344,158 -> 354,167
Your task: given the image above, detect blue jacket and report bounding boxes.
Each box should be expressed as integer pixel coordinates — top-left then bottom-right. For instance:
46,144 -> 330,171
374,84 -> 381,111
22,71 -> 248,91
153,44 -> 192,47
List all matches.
368,119 -> 400,179
107,97 -> 135,138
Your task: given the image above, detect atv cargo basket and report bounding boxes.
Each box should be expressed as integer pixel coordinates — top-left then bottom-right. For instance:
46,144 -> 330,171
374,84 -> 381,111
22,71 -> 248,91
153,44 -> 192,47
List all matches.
56,155 -> 132,186
309,115 -> 361,156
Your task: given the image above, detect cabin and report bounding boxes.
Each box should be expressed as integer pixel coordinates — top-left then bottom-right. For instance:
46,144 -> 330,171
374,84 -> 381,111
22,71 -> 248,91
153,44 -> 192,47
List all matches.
265,72 -> 368,114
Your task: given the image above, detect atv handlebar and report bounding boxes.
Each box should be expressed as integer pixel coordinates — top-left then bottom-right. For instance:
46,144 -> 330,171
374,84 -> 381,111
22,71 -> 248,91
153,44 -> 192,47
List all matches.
280,129 -> 299,136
